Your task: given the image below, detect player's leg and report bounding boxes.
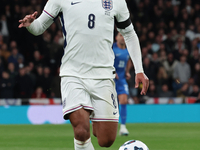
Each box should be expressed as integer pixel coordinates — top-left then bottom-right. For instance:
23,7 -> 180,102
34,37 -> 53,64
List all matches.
61,77 -> 95,150
69,108 -> 95,150
118,94 -> 129,136
92,121 -> 118,147
88,78 -> 119,147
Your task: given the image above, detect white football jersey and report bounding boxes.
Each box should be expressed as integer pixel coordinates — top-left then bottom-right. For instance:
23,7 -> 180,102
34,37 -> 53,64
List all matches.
43,0 -> 130,79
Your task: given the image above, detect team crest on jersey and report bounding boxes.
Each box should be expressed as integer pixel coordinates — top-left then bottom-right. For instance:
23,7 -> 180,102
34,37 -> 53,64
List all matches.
102,0 -> 113,11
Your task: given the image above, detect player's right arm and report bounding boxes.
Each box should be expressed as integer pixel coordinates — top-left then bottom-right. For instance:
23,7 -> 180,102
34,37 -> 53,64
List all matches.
18,0 -> 61,36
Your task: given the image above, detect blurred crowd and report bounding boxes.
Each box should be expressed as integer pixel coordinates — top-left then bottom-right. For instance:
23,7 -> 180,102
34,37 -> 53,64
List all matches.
0,0 -> 200,102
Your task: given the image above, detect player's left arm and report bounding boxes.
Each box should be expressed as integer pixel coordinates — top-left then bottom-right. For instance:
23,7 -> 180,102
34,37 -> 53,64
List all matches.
115,0 -> 149,95
118,23 -> 149,95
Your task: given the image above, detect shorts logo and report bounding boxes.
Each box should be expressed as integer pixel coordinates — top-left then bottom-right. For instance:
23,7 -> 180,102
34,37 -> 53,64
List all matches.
113,111 -> 117,115
111,93 -> 117,108
102,0 -> 113,11
62,98 -> 66,108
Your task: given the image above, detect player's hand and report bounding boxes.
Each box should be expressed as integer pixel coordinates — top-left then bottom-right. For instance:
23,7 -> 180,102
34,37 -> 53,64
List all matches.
135,72 -> 149,95
126,72 -> 131,80
18,11 -> 38,28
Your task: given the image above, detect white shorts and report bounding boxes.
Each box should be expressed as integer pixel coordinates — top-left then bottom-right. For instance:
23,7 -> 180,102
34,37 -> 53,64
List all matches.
61,76 -> 119,122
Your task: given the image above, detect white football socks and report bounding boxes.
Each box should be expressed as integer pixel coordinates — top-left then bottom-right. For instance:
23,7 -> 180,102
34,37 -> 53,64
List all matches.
74,137 -> 95,150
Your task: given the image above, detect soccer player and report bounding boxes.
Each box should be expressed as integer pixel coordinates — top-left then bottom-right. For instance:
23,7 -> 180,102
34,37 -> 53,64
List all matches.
18,0 -> 149,149
113,32 -> 132,136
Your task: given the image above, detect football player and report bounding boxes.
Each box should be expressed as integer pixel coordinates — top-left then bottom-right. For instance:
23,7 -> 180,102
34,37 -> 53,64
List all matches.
19,0 -> 149,149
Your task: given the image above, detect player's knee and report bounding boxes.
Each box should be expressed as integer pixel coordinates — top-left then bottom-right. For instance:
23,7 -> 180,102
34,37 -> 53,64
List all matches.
74,126 -> 90,141
120,99 -> 127,104
98,137 -> 115,147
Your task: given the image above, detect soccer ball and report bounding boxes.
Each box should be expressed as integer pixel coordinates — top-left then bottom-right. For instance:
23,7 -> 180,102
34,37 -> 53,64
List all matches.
119,140 -> 149,150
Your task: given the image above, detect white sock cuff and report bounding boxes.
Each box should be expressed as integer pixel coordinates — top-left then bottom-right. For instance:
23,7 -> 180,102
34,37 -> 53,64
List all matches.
74,137 -> 91,146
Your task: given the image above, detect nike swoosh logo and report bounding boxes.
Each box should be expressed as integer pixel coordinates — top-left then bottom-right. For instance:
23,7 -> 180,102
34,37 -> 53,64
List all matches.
113,111 -> 117,115
71,1 -> 81,5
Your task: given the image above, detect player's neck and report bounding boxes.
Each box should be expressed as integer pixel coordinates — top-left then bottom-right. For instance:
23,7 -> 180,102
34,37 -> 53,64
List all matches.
117,42 -> 126,49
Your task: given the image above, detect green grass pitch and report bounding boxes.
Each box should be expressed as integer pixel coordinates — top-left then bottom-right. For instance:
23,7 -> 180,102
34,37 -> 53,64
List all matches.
0,123 -> 200,150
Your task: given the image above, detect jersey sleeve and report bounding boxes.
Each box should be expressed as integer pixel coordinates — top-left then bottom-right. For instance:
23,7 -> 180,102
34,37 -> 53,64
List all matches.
26,0 -> 61,36
43,0 -> 62,19
115,0 -> 130,23
118,24 -> 144,74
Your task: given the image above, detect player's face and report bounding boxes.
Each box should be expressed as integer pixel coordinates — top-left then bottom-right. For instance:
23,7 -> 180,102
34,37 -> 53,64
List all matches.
116,33 -> 125,45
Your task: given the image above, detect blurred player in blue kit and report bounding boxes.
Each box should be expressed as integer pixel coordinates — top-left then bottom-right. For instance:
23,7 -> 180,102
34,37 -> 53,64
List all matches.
113,32 -> 132,135
18,0 -> 149,149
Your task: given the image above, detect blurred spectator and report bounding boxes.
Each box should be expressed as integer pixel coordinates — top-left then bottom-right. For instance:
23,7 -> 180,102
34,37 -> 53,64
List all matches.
35,65 -> 44,89
189,85 -> 199,97
176,83 -> 189,98
162,52 -> 178,89
179,29 -> 191,51
0,71 -> 14,98
188,48 -> 199,75
173,55 -> 191,95
7,62 -> 17,81
186,24 -> 195,41
32,50 -> 44,69
193,63 -> 200,86
171,5 -> 181,26
143,57 -> 156,82
0,15 -> 9,43
1,43 -> 10,61
173,55 -> 191,84
171,28 -> 179,43
164,31 -> 174,52
195,93 -> 200,103
142,47 -> 151,59
156,66 -> 169,90
14,67 -> 33,98
50,68 -> 61,98
7,48 -> 24,71
9,40 -> 18,51
0,54 -> 4,79
195,25 -> 200,39
168,98 -> 175,104
159,84 -> 173,97
25,64 -> 36,88
151,52 -> 161,74
146,81 -> 158,98
158,50 -> 167,63
173,37 -> 186,60
0,35 -> 4,47
147,31 -> 155,44
31,86 -> 46,99
42,66 -> 53,97
151,35 -> 162,53
158,28 -> 167,41
188,77 -> 195,95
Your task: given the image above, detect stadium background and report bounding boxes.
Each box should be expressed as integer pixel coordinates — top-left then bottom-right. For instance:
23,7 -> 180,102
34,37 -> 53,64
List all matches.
0,0 -> 200,150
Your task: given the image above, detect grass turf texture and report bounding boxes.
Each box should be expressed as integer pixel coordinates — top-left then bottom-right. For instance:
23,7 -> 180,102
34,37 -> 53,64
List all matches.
0,123 -> 200,150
